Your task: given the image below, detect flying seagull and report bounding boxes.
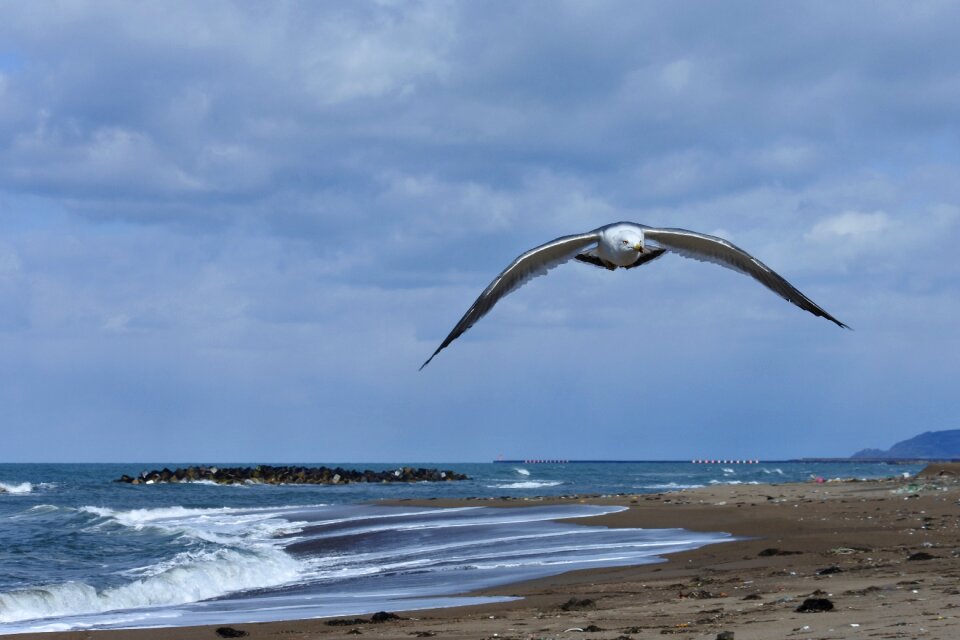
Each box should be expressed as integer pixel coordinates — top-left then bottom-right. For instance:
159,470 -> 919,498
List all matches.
420,221 -> 848,369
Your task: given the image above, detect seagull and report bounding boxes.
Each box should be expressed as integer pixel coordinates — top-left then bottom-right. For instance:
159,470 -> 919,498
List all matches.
420,222 -> 848,369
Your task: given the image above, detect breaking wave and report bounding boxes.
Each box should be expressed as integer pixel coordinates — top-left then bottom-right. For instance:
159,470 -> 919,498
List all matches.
0,547 -> 301,624
0,504 -> 309,625
636,482 -> 706,490
0,482 -> 34,495
487,480 -> 564,489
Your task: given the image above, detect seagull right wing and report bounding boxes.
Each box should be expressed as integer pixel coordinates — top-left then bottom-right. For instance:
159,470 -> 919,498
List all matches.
642,226 -> 849,328
420,230 -> 601,369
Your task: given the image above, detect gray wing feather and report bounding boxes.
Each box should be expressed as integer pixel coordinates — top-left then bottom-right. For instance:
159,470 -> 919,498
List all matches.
643,227 -> 849,329
420,231 -> 601,369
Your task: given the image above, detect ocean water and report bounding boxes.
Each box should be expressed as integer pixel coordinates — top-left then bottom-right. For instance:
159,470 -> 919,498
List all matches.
0,461 -> 919,633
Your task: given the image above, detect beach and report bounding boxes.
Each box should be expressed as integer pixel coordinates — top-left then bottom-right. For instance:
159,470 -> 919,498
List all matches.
9,464 -> 959,640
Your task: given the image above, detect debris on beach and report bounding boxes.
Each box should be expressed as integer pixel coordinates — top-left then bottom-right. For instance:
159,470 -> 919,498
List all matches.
560,597 -> 597,611
758,547 -> 802,556
326,611 -> 406,626
816,565 -> 844,575
796,597 -> 834,612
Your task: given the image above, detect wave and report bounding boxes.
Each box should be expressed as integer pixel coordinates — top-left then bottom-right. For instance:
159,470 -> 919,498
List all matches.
636,482 -> 705,490
0,482 -> 34,495
79,505 -> 309,542
761,468 -> 785,475
487,481 -> 564,489
0,546 -> 301,624
0,504 -> 313,625
708,480 -> 761,486
514,468 -> 531,476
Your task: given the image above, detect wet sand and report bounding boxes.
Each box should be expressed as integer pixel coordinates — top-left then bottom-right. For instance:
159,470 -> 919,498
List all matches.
9,464 -> 960,640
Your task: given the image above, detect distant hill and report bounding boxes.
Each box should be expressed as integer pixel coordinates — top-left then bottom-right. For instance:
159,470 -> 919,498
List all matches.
852,429 -> 960,459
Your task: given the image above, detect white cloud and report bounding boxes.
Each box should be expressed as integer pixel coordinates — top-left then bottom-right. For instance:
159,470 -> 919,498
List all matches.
660,58 -> 692,92
0,2 -> 959,459
807,210 -> 893,242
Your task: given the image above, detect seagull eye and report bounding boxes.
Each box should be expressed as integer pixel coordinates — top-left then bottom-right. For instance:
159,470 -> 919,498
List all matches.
622,240 -> 629,245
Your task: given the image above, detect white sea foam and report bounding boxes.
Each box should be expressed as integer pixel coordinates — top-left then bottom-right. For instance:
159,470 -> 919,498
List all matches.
0,546 -> 301,624
514,468 -> 531,476
0,505 -> 312,625
0,482 -> 34,495
722,468 -> 735,475
487,481 -> 564,489
761,468 -> 785,475
80,505 -> 308,542
637,482 -> 705,490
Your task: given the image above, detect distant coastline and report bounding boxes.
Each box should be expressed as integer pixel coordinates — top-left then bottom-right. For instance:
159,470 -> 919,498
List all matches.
493,457 -> 957,464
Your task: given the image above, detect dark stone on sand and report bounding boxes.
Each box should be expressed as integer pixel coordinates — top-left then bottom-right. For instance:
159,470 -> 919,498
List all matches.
369,611 -> 403,623
327,612 -> 404,626
716,632 -> 735,640
583,625 -> 603,632
816,565 -> 844,575
326,618 -> 367,626
796,597 -> 834,613
560,597 -> 596,611
741,593 -> 763,600
215,627 -> 248,638
116,465 -> 467,486
907,551 -> 937,561
758,547 -> 802,556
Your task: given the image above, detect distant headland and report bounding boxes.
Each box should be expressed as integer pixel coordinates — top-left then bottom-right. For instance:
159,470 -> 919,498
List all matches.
851,429 -> 960,460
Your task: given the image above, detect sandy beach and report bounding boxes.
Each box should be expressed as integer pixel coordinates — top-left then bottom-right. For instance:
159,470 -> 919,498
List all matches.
9,464 -> 960,640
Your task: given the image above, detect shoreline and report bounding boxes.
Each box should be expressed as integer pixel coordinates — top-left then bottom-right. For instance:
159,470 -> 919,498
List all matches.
7,466 -> 960,639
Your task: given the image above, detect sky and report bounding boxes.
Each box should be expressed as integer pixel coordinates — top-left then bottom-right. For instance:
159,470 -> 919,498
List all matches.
1,1 -> 958,462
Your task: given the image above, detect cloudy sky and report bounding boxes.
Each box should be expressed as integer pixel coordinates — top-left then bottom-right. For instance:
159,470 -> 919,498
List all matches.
1,1 -> 957,462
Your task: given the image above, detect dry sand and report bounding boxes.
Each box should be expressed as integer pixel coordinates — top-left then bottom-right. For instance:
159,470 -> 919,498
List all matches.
9,464 -> 960,640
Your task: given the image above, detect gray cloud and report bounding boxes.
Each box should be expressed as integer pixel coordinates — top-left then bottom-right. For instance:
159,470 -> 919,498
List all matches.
0,1 -> 958,460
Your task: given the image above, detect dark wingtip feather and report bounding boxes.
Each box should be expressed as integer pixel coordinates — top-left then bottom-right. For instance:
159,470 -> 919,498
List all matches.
821,311 -> 851,330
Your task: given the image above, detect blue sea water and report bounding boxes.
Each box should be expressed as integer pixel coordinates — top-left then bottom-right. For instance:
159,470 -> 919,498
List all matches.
0,461 -> 919,633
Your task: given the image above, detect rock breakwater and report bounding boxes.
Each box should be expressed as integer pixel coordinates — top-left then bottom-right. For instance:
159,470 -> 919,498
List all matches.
116,465 -> 468,485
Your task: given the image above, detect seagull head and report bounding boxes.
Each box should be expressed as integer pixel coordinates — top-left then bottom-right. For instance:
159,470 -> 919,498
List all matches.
597,223 -> 647,267
617,229 -> 644,254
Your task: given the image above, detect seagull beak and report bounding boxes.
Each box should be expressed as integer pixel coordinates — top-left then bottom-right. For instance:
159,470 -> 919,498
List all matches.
633,243 -> 643,252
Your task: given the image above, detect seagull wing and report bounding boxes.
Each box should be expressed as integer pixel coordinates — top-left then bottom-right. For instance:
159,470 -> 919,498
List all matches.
642,226 -> 849,328
420,231 -> 601,369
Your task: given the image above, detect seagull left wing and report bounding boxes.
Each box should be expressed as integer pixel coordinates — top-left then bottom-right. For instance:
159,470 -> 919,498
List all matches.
420,231 -> 601,369
643,226 -> 849,328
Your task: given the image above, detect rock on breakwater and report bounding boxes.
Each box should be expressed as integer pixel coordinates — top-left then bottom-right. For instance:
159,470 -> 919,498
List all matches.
116,465 -> 468,485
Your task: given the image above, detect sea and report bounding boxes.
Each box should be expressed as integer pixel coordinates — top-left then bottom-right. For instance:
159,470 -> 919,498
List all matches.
0,461 -> 921,634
